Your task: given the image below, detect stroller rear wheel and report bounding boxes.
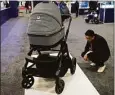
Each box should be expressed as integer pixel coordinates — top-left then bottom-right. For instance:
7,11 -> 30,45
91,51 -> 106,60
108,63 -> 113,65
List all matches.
70,57 -> 76,74
55,78 -> 65,94
94,18 -> 99,24
22,75 -> 34,89
85,19 -> 89,23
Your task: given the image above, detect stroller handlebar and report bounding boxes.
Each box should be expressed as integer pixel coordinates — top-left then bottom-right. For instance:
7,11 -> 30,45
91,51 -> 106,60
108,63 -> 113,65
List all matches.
64,15 -> 72,42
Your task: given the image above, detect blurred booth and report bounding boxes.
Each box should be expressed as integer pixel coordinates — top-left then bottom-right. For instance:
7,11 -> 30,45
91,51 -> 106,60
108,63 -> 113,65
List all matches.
9,1 -> 19,18
71,1 -> 89,15
99,4 -> 114,23
0,1 -> 19,26
79,1 -> 89,15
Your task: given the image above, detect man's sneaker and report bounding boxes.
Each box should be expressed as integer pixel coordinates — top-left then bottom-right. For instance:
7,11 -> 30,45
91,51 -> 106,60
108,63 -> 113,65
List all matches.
97,65 -> 106,73
90,62 -> 96,66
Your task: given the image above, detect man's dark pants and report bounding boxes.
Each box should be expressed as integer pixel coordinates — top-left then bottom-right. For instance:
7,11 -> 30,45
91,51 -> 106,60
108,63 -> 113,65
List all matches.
81,52 -> 109,67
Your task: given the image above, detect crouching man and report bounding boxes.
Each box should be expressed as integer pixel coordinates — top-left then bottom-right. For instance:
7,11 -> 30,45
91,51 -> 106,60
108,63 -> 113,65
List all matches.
81,29 -> 110,73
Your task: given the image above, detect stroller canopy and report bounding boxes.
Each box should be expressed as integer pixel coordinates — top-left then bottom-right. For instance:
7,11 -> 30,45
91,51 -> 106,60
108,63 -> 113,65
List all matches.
28,2 -> 62,36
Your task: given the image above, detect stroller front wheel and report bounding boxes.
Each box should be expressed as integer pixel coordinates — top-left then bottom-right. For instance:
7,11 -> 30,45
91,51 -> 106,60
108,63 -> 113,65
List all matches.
55,79 -> 65,94
70,57 -> 76,75
22,75 -> 34,89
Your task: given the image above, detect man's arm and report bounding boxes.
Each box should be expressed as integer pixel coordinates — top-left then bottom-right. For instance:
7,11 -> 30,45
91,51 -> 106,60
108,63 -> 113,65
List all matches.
81,42 -> 90,57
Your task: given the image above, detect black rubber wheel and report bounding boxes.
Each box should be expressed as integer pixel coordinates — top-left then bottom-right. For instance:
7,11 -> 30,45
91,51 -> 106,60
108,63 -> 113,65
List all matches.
22,75 -> 34,89
94,18 -> 99,24
85,19 -> 89,23
70,57 -> 76,75
55,79 -> 65,94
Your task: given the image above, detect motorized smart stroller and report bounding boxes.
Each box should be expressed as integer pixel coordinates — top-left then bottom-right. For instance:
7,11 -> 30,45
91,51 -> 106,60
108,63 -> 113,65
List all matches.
85,10 -> 99,24
21,2 -> 76,94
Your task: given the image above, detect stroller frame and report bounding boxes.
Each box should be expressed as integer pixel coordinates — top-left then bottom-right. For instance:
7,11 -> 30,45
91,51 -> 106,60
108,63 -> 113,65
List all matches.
22,15 -> 76,94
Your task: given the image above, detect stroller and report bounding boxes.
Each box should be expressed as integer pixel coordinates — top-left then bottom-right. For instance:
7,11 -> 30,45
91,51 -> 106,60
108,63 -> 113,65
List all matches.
21,2 -> 76,94
84,10 -> 99,24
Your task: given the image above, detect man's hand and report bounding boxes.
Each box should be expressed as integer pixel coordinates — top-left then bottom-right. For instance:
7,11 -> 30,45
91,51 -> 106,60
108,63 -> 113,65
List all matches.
83,55 -> 89,61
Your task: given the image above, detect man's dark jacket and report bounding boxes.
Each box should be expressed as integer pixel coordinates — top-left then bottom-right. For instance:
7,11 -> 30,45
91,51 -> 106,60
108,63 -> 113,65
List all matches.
81,34 -> 110,61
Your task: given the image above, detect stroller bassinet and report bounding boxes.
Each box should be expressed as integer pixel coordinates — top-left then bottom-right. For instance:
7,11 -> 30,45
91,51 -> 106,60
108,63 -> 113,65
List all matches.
28,3 -> 65,46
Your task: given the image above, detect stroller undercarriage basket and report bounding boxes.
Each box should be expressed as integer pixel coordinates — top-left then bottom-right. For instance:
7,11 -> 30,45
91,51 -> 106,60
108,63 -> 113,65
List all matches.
23,53 -> 70,78
22,2 -> 76,94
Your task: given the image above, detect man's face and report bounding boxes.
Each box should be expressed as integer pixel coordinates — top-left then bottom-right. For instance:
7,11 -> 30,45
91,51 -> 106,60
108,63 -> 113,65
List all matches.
85,35 -> 94,42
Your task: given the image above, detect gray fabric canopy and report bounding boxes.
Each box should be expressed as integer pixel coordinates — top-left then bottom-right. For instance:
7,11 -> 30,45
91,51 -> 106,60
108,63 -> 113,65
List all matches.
28,2 -> 62,36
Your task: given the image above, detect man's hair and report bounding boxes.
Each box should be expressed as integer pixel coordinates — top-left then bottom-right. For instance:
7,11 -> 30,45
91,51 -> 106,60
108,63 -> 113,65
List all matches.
85,29 -> 95,37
